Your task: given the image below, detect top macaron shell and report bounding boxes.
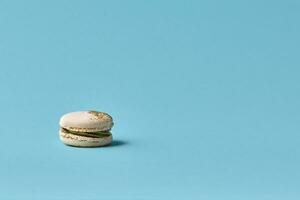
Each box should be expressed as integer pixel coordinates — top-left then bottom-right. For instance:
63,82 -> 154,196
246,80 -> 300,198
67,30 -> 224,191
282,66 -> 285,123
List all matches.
59,111 -> 113,132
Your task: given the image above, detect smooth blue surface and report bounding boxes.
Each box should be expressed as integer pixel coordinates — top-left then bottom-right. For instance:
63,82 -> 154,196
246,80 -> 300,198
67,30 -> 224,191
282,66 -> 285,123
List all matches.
0,0 -> 300,199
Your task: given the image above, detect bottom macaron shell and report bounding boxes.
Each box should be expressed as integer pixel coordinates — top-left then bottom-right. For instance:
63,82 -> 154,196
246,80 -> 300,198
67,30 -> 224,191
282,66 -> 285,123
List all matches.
59,131 -> 112,147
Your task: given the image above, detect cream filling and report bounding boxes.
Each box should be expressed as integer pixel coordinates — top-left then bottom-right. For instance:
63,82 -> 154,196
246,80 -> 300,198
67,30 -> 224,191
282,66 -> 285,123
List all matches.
61,128 -> 111,138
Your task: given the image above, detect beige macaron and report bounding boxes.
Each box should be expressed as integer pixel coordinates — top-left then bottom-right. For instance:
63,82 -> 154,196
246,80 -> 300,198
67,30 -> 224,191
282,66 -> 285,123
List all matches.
59,111 -> 114,147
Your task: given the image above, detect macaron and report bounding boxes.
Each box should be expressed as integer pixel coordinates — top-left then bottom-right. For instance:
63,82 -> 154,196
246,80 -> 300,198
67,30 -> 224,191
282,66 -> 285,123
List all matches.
59,111 -> 114,147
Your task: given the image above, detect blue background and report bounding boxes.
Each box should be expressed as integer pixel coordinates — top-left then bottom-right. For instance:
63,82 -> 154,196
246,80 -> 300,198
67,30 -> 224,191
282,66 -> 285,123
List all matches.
0,0 -> 299,199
